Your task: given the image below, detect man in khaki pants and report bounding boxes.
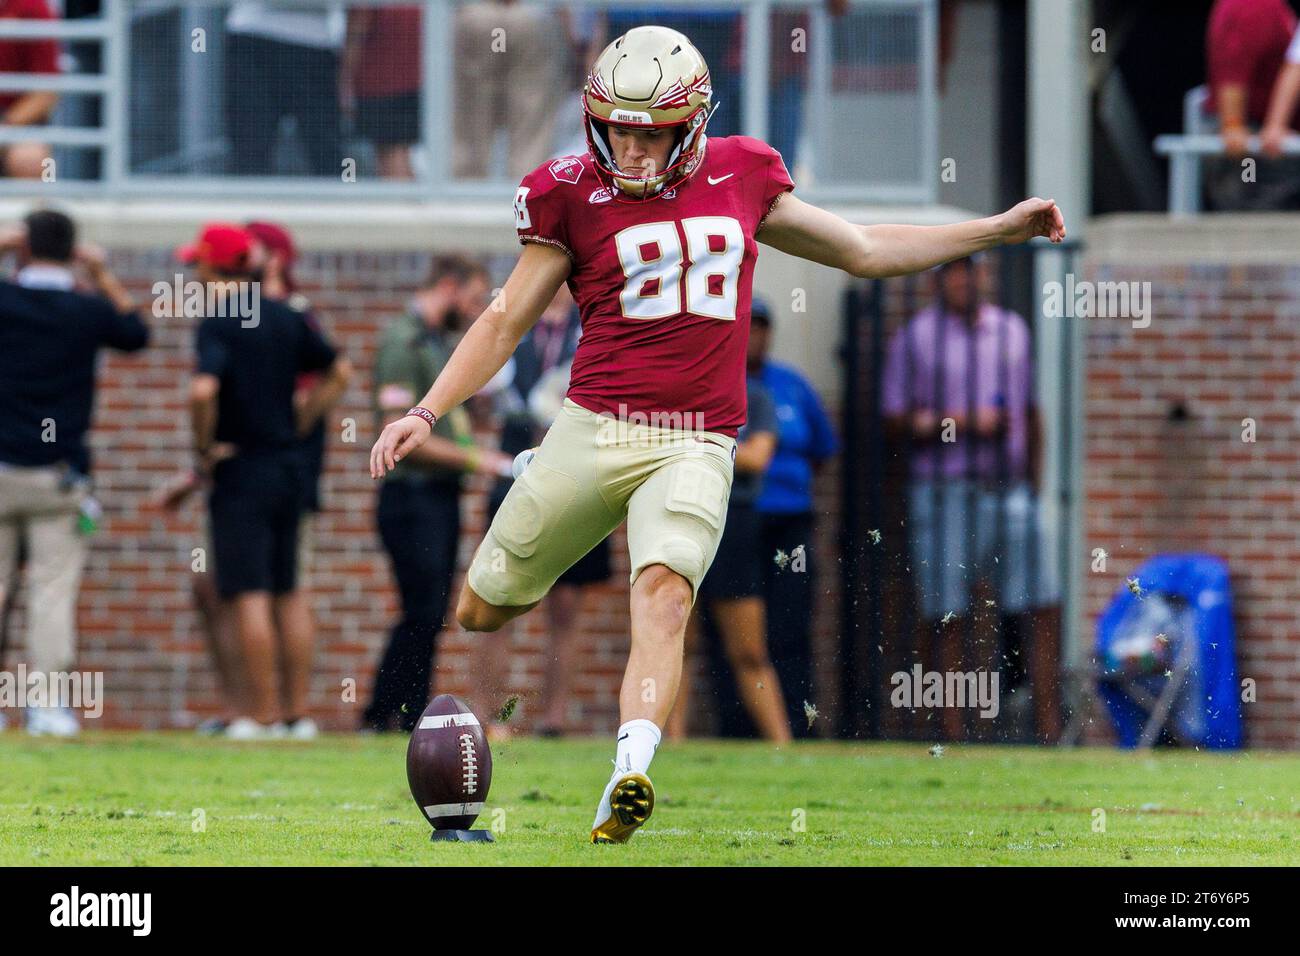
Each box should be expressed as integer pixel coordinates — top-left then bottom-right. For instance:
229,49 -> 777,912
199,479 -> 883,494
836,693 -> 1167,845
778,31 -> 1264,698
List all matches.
452,1 -> 565,179
0,210 -> 148,736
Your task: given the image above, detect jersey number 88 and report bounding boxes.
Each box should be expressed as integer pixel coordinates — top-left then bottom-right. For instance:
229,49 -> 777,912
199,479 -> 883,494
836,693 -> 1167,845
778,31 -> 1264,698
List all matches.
614,218 -> 744,322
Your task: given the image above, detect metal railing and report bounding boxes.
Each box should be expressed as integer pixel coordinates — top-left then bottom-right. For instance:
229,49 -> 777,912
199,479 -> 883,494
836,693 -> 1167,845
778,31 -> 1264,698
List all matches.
1153,85 -> 1300,215
838,242 -> 1084,743
0,0 -> 938,204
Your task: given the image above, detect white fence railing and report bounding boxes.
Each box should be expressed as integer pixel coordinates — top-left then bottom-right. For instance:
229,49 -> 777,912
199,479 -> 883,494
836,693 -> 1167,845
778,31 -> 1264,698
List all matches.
1153,85 -> 1300,216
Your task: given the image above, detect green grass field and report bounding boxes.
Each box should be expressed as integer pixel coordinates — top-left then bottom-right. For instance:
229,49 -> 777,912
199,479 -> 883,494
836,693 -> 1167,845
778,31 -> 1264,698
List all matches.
0,731 -> 1296,866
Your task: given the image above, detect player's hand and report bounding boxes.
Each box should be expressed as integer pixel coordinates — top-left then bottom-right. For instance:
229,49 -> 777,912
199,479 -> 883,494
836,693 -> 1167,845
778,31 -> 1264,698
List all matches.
1261,124 -> 1290,159
998,198 -> 1066,245
370,415 -> 431,479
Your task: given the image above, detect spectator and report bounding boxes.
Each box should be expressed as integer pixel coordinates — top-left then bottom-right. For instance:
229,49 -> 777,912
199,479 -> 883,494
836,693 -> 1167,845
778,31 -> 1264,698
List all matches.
185,222 -> 351,740
1205,0 -> 1300,209
224,2 -> 345,176
244,220 -> 347,602
486,284 -> 610,737
604,7 -> 741,139
147,448 -> 248,734
0,0 -> 61,179
1261,24 -> 1300,157
749,299 -> 837,739
146,458 -> 247,733
453,1 -> 565,180
342,5 -> 422,180
549,5 -> 609,159
881,257 -> 1059,743
161,221 -> 350,736
668,373 -> 791,743
363,255 -> 511,733
764,1 -> 848,170
0,209 -> 149,736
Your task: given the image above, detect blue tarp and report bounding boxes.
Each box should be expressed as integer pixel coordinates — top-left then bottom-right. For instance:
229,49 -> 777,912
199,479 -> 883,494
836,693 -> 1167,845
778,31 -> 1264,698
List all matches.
1094,554 -> 1241,749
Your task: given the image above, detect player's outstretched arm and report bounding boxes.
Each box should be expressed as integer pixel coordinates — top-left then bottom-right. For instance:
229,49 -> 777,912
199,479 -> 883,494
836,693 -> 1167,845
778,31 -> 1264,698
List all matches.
369,242 -> 570,479
757,193 -> 1066,280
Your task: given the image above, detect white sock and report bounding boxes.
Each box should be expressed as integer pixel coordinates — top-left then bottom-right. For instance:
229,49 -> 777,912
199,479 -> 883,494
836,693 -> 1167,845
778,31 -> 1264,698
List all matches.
614,719 -> 661,775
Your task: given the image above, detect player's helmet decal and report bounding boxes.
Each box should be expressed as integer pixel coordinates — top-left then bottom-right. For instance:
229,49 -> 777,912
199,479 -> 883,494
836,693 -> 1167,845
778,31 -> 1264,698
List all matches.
582,25 -> 713,202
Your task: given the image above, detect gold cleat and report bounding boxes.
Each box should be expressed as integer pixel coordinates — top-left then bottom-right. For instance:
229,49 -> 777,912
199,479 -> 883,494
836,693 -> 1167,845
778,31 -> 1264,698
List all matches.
590,772 -> 655,844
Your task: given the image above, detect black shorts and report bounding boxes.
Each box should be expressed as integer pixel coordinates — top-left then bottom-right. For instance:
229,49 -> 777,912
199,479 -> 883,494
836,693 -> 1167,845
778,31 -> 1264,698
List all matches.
208,451 -> 303,598
698,501 -> 764,602
356,92 -> 420,146
488,476 -> 611,588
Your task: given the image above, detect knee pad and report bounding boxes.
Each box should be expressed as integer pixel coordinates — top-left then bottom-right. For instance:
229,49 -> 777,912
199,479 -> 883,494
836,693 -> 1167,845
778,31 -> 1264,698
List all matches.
492,460 -> 578,561
467,539 -> 546,610
652,533 -> 707,586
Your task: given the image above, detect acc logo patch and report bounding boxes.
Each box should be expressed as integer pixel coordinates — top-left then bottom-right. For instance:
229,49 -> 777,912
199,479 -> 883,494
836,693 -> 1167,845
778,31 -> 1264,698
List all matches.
549,157 -> 584,185
588,187 -> 613,204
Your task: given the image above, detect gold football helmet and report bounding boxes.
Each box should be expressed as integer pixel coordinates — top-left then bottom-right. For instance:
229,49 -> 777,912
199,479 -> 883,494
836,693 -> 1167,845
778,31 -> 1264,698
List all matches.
582,25 -> 713,200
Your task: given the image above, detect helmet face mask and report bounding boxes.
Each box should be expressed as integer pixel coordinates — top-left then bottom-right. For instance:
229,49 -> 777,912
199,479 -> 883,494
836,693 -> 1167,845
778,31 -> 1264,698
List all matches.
584,108 -> 708,200
581,26 -> 714,202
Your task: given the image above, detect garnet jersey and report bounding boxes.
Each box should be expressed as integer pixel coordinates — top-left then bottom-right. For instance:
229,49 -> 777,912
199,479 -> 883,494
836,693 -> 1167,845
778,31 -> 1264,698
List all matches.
513,135 -> 793,437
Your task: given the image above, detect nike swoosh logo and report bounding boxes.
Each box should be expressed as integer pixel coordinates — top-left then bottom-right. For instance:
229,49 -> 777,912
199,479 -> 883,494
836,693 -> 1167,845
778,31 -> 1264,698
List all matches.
707,173 -> 734,185
617,733 -> 629,742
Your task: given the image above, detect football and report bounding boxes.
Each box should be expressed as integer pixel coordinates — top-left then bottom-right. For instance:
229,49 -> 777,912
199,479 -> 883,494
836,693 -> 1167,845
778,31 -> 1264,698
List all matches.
406,694 -> 493,832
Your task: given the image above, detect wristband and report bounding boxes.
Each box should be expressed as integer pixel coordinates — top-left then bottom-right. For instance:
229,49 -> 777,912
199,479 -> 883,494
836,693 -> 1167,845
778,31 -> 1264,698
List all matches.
405,406 -> 437,429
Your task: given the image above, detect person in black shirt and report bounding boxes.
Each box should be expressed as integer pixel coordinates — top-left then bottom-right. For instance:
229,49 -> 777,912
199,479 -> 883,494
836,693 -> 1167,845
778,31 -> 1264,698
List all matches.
243,221 -> 343,548
155,221 -> 352,738
185,222 -> 351,740
0,209 -> 149,738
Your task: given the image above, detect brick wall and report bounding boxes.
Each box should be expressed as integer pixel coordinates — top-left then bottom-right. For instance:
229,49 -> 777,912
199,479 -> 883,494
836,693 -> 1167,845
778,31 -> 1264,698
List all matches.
1082,255 -> 1300,750
3,245 -> 843,737
8,219 -> 1297,749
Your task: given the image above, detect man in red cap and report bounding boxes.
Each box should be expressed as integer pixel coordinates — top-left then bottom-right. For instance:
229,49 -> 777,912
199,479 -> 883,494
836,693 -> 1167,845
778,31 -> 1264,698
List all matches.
155,222 -> 257,735
180,221 -> 351,741
248,220 -> 351,737
176,223 -> 255,278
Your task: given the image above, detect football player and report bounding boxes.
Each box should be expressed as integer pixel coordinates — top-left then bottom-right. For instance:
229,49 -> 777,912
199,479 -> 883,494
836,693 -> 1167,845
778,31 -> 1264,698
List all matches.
370,25 -> 1066,843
